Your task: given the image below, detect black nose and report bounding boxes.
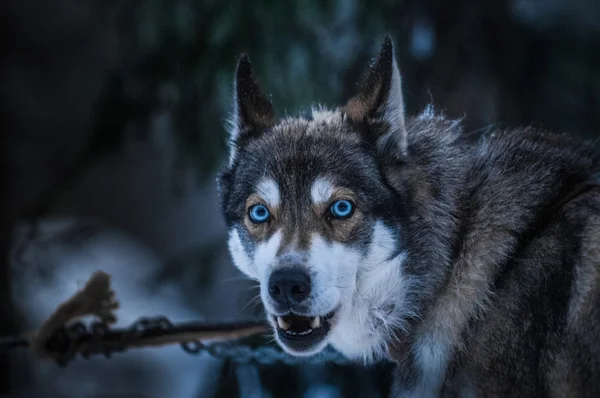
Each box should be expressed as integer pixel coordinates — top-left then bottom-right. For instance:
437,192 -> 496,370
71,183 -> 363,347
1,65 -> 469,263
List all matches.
268,268 -> 311,306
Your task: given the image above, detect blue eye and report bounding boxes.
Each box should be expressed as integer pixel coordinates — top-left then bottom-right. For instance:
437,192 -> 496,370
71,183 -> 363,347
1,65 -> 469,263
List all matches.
330,199 -> 354,219
249,204 -> 270,223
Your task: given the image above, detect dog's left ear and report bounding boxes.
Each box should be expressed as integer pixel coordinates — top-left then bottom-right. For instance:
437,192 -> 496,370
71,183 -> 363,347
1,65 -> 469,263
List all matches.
344,36 -> 407,155
227,54 -> 276,165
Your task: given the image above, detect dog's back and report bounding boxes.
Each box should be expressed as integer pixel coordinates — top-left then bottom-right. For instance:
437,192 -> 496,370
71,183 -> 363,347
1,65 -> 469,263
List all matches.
393,127 -> 600,397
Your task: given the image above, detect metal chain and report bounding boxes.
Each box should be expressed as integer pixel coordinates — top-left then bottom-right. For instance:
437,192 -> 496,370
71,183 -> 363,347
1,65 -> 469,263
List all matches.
33,316 -> 354,367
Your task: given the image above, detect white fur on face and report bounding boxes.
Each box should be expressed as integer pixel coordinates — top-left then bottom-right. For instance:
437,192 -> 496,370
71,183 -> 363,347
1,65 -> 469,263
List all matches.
227,229 -> 256,278
255,177 -> 280,208
328,221 -> 415,364
228,216 -> 414,364
310,177 -> 335,204
307,234 -> 360,315
254,230 -> 283,280
227,228 -> 283,283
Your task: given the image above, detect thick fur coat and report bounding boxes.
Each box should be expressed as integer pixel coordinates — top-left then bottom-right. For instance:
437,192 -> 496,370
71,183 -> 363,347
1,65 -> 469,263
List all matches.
218,36 -> 600,397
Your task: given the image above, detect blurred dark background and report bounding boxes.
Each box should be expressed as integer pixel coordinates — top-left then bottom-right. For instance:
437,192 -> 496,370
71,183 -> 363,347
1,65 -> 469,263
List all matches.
1,0 -> 599,397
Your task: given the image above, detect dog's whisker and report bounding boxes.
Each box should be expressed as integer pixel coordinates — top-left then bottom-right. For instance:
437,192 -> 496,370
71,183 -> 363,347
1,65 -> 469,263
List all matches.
240,293 -> 264,313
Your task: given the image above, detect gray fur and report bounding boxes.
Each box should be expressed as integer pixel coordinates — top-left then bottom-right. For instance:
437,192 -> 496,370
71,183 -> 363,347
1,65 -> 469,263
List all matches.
218,36 -> 600,396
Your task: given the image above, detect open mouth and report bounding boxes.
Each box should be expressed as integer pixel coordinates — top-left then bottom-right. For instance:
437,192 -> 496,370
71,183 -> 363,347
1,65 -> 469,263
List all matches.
272,310 -> 337,353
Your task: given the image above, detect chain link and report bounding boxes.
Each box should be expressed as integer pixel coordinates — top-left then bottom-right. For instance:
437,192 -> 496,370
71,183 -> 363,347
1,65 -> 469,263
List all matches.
202,343 -> 351,366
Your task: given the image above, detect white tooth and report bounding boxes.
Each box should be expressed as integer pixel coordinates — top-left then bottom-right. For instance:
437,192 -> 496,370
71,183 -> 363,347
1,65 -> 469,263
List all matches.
310,316 -> 321,329
277,316 -> 290,330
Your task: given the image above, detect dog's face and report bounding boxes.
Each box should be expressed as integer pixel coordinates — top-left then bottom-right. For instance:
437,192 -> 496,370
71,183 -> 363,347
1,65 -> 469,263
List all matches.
218,37 -> 418,362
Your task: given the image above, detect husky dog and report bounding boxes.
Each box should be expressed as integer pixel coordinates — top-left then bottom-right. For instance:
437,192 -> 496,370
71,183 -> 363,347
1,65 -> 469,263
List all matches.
217,36 -> 600,397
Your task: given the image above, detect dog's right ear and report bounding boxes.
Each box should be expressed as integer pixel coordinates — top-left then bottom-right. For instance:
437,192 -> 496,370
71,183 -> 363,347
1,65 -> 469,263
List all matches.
227,54 -> 276,166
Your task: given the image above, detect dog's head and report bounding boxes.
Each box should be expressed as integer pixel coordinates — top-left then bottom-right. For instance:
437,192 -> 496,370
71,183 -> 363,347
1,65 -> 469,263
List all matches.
218,37 -> 429,362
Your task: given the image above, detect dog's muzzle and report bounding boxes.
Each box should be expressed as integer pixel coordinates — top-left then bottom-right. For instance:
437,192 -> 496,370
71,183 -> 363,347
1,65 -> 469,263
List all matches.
266,267 -> 337,353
